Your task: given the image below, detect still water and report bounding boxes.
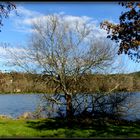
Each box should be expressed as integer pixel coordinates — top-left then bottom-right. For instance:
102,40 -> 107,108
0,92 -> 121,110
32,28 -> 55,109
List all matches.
0,94 -> 42,118
0,93 -> 139,120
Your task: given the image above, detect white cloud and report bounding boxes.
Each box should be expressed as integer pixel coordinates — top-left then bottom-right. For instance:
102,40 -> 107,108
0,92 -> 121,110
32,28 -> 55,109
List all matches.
10,6 -> 43,33
17,6 -> 41,17
0,43 -> 27,61
10,6 -> 108,38
11,5 -> 42,18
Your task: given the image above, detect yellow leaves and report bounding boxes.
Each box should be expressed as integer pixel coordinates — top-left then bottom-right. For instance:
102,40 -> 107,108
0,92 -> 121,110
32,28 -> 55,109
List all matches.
137,3 -> 140,8
101,2 -> 140,59
100,20 -> 120,35
132,40 -> 140,46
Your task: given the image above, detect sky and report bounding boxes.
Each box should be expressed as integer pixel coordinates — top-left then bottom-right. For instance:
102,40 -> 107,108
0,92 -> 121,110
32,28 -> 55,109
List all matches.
0,2 -> 139,74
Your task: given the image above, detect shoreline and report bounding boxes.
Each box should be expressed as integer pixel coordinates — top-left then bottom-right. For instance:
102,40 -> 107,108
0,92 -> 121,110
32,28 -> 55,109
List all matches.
0,91 -> 139,94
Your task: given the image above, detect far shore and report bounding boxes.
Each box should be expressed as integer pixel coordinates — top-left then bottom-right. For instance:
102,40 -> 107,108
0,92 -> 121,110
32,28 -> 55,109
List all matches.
0,90 -> 139,94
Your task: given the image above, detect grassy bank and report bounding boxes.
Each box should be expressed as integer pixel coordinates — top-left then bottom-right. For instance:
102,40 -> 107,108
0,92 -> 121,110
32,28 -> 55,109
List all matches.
0,118 -> 140,138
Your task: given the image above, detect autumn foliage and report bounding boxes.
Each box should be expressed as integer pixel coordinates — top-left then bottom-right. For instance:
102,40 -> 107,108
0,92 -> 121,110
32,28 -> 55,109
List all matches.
101,2 -> 140,61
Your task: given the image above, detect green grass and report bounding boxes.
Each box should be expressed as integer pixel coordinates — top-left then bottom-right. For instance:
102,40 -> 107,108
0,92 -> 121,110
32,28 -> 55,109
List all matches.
0,118 -> 140,138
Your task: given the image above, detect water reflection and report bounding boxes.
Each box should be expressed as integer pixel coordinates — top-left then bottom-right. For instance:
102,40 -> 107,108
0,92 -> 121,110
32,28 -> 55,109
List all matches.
0,92 -> 139,120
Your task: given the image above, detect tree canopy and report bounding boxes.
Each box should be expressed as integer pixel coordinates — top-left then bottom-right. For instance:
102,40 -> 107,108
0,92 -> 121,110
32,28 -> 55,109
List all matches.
6,14 -> 116,120
101,2 -> 140,62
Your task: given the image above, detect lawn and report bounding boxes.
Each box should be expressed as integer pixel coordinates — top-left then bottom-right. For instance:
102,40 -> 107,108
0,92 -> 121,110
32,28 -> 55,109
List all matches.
0,118 -> 140,138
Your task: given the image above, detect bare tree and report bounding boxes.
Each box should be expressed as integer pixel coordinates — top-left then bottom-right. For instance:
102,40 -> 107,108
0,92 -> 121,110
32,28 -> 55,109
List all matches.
6,14 -> 116,121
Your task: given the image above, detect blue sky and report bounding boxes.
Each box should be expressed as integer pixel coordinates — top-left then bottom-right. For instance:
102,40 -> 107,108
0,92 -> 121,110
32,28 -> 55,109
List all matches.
0,2 -> 139,73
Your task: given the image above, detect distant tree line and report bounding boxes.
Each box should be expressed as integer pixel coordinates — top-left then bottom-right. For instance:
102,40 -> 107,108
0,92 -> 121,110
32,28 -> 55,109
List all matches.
0,71 -> 139,93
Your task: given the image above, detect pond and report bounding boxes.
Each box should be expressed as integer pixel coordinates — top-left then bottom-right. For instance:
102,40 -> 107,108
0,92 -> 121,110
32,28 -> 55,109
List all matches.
0,92 -> 139,121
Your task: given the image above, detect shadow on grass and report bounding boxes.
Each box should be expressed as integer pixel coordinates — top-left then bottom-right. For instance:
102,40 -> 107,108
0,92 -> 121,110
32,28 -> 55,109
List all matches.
25,117 -> 140,138
26,118 -> 68,130
25,117 -> 119,130
26,117 -> 113,130
26,117 -> 111,138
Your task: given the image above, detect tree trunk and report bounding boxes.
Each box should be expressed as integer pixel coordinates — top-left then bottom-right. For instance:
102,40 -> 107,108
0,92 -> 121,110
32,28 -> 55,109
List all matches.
66,93 -> 72,127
